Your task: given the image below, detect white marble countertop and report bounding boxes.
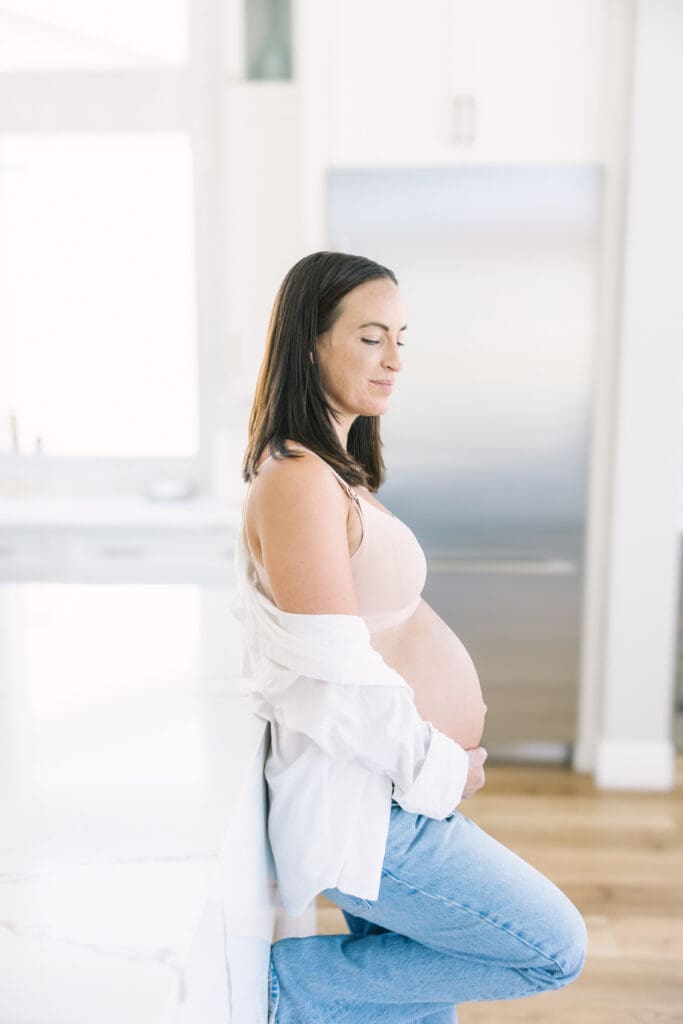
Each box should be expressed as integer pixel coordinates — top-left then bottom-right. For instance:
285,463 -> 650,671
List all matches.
0,582 -> 270,1023
0,493 -> 242,530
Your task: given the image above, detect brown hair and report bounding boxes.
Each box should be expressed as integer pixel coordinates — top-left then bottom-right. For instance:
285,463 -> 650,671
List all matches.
242,250 -> 398,492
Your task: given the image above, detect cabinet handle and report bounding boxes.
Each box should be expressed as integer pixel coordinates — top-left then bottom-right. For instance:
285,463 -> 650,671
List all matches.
451,95 -> 477,144
97,545 -> 146,560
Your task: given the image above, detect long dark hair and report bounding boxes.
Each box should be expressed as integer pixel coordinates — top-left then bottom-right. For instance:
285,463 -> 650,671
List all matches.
242,250 -> 398,492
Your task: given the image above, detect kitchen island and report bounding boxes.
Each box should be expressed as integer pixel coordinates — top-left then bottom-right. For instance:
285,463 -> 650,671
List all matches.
0,581 -> 273,1023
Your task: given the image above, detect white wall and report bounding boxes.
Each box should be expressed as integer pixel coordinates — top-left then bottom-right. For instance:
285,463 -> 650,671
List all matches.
593,0 -> 683,788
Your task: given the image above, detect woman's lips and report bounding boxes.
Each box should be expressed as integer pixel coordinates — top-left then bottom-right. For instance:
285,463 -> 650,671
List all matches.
370,380 -> 394,389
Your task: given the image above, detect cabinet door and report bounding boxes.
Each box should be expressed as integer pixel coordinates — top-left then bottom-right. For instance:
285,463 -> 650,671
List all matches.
329,0 -> 451,166
449,0 -> 607,162
0,532 -> 63,581
326,0 -> 607,166
63,529 -> 234,583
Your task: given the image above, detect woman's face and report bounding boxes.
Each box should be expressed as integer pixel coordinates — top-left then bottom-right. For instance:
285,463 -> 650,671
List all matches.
315,277 -> 407,424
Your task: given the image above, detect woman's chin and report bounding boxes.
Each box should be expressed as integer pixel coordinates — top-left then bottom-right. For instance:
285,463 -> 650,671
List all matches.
367,395 -> 392,412
351,395 -> 392,417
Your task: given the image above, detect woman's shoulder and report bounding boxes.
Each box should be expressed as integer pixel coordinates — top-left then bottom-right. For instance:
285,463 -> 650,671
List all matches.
251,441 -> 350,516
255,439 -> 323,478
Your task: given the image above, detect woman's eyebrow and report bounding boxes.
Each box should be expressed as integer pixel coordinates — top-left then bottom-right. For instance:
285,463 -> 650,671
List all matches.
358,321 -> 408,331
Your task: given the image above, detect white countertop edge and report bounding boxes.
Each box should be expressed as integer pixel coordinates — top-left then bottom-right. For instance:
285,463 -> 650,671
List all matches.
0,493 -> 244,529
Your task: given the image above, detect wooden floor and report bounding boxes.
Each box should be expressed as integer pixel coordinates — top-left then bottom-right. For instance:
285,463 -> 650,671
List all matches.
316,755 -> 683,1023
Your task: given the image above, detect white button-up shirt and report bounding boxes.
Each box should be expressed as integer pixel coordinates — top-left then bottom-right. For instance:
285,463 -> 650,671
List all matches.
230,511 -> 470,918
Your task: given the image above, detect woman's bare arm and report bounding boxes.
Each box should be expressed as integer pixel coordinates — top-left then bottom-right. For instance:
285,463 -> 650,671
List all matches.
252,451 -> 359,616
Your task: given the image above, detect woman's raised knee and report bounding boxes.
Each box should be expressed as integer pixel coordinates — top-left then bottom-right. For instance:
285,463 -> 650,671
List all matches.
541,900 -> 588,989
562,906 -> 588,982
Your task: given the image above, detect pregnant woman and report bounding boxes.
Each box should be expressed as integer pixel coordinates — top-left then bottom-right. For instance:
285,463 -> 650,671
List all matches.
233,251 -> 587,1023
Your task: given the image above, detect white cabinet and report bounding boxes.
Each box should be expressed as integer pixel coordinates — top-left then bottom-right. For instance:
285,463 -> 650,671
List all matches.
0,527 -> 236,583
62,528 -> 235,583
449,0 -> 608,162
0,495 -> 239,583
328,0 -> 452,166
323,0 -> 608,166
0,532 -> 62,579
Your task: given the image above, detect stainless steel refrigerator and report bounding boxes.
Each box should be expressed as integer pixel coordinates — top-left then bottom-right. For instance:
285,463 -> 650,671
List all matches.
328,165 -> 601,761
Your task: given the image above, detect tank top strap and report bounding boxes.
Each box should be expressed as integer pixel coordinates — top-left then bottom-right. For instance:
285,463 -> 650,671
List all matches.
288,444 -> 362,511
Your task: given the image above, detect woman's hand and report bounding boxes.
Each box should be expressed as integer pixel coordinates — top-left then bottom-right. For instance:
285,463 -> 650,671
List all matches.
461,746 -> 488,800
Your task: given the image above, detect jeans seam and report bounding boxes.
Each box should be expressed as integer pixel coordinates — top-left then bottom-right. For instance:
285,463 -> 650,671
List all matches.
308,1001 -> 351,1024
268,955 -> 280,1024
380,866 -> 568,977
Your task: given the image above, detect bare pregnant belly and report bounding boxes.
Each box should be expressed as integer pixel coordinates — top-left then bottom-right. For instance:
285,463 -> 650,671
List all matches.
370,598 -> 487,751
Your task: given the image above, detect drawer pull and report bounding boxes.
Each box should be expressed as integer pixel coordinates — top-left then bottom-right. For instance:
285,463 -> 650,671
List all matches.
97,545 -> 146,560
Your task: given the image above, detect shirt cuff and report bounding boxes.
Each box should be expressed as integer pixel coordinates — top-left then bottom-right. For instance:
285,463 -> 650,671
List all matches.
392,725 -> 470,819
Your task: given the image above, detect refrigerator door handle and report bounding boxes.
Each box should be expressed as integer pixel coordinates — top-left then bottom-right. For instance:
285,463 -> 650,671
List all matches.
427,557 -> 578,576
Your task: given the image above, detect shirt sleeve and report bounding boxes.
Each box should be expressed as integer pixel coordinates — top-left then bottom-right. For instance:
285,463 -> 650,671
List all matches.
267,673 -> 470,820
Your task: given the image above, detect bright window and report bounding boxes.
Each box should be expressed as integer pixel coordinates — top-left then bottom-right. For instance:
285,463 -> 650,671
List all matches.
0,133 -> 200,457
0,1 -> 187,69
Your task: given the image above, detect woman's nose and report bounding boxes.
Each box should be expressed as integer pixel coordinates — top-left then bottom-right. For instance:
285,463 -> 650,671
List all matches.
384,342 -> 403,370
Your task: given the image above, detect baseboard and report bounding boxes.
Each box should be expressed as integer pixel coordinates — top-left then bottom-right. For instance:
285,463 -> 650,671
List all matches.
595,738 -> 676,790
484,741 -> 571,764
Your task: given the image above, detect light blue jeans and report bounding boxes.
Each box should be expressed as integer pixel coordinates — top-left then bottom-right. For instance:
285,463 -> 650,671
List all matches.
268,797 -> 587,1023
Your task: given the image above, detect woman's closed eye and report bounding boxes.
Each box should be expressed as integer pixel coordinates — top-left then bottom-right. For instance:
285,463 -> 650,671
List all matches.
361,338 -> 405,347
